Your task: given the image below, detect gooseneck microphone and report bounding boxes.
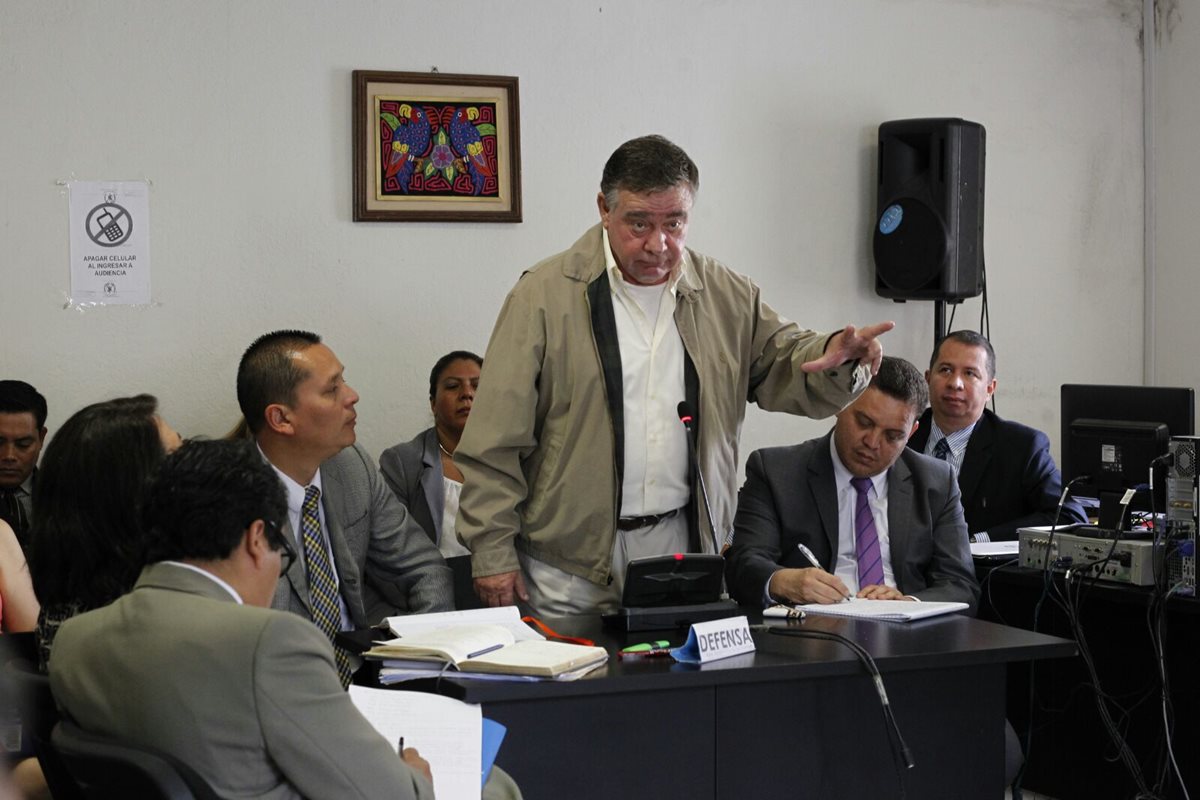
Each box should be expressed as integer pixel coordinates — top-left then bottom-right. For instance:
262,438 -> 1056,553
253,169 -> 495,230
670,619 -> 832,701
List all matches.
678,402 -> 722,554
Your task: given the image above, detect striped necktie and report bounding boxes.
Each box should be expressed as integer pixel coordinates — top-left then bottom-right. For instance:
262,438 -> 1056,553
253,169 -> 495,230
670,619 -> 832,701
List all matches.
850,477 -> 885,589
300,485 -> 353,688
933,438 -> 952,461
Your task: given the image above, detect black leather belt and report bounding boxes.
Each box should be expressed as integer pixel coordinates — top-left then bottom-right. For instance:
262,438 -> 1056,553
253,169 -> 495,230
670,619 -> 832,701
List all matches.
616,508 -> 682,531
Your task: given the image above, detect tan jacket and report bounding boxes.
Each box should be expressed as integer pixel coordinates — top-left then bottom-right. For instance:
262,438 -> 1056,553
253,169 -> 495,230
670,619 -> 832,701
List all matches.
52,564 -> 521,800
51,564 -> 438,800
456,224 -> 869,585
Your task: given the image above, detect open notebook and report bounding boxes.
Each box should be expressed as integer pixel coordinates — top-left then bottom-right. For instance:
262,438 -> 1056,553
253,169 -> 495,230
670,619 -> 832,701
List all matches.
365,623 -> 609,678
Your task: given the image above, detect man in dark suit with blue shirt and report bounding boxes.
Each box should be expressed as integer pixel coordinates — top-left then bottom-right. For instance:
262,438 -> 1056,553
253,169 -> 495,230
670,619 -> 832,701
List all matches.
726,356 -> 978,611
907,331 -> 1087,542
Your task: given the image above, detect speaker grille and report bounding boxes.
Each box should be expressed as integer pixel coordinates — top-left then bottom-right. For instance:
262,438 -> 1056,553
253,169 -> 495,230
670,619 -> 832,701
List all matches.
873,198 -> 949,291
873,118 -> 985,301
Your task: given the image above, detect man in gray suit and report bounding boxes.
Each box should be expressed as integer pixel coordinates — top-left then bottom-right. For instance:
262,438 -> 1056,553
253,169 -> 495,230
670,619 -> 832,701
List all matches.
237,330 -> 453,684
725,356 -> 978,611
50,439 -> 519,799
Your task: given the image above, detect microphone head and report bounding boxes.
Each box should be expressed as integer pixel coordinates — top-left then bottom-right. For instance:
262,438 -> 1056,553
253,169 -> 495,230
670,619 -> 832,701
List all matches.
677,401 -> 695,426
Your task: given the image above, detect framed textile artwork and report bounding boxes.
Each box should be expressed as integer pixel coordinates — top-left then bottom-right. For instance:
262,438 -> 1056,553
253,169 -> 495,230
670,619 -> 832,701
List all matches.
353,70 -> 521,222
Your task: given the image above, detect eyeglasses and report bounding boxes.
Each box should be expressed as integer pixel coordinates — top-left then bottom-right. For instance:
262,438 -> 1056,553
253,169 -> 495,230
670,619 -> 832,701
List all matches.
264,519 -> 297,577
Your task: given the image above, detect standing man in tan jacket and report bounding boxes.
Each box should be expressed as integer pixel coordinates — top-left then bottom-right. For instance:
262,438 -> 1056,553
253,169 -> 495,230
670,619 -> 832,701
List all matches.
456,134 -> 893,615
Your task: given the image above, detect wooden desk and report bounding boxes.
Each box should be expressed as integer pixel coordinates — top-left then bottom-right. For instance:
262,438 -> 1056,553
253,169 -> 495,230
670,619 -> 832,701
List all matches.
391,611 -> 1073,800
978,564 -> 1200,800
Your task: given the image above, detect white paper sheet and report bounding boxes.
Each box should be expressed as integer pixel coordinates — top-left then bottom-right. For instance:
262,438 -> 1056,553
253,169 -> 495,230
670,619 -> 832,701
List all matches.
385,605 -> 543,642
348,686 -> 482,800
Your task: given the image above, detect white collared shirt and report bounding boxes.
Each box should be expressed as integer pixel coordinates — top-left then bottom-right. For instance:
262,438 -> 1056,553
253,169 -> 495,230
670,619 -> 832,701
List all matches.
161,560 -> 243,604
924,419 -> 976,475
260,447 -> 353,631
603,228 -> 690,517
829,436 -> 897,593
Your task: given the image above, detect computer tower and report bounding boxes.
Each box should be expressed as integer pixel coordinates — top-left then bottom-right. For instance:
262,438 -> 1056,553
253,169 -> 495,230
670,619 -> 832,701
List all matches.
873,118 -> 985,301
1165,435 -> 1198,595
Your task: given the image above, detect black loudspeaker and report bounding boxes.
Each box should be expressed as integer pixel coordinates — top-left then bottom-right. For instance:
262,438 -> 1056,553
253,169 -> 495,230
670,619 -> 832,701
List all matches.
873,118 -> 985,301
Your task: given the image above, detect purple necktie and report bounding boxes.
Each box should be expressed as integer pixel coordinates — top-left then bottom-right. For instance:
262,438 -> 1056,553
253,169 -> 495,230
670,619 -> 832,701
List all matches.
850,477 -> 884,588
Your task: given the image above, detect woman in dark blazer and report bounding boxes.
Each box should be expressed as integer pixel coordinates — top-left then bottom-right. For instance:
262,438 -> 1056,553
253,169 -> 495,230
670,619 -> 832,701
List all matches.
379,351 -> 482,559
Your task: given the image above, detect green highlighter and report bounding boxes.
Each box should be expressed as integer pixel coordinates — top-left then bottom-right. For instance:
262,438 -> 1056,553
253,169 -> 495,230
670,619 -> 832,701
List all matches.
619,640 -> 672,659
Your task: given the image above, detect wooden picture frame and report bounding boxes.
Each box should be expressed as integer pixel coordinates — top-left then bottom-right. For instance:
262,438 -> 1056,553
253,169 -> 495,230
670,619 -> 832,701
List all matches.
353,70 -> 522,222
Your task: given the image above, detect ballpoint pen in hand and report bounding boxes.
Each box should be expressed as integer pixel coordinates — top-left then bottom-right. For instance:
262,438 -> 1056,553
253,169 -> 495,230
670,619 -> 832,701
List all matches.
795,542 -> 851,602
796,543 -> 823,570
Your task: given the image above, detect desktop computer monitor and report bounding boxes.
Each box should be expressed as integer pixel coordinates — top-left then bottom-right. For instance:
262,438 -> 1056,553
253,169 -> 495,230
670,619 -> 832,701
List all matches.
1060,384 -> 1195,529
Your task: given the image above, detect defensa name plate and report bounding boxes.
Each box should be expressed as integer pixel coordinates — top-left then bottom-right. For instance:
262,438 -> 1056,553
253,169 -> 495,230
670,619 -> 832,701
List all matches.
669,615 -> 755,664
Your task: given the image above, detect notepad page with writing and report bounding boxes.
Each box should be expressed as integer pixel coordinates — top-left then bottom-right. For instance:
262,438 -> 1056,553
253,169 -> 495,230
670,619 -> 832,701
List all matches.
348,686 -> 482,800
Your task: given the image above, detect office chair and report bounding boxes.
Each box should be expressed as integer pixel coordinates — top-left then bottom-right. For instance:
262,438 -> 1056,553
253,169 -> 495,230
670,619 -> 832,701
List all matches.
3,656 -> 83,800
51,720 -> 221,800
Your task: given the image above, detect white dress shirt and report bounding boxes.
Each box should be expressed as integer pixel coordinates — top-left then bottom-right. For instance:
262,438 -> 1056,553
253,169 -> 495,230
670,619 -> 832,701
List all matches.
829,436 -> 898,593
923,419 -> 976,476
261,448 -> 353,632
604,228 -> 690,517
160,561 -> 243,603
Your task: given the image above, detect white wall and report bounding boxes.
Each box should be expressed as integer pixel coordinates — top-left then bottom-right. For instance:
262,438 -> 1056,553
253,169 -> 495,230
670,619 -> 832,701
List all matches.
0,0 -> 1145,471
1152,0 -> 1200,401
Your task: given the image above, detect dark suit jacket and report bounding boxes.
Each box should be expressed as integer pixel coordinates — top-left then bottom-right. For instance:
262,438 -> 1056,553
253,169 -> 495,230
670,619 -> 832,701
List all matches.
379,428 -> 442,546
725,434 -> 979,612
51,563 -> 435,800
379,428 -> 482,610
908,408 -> 1088,541
271,443 -> 453,627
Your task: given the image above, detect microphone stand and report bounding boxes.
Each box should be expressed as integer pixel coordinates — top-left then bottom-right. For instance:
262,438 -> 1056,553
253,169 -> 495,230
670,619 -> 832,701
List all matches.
678,402 -> 722,555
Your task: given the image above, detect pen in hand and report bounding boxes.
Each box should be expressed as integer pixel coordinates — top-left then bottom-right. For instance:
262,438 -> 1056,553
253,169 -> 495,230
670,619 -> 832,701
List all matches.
795,543 -> 851,602
398,737 -> 433,782
795,543 -> 822,570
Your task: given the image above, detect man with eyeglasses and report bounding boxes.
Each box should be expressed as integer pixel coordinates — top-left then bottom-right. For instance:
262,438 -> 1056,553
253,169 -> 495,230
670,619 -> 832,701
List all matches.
49,438 -> 521,800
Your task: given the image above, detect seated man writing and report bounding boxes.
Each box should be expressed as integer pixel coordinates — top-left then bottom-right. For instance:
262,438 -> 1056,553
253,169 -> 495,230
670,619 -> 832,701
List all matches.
49,438 -> 520,800
908,330 -> 1087,541
725,356 -> 979,611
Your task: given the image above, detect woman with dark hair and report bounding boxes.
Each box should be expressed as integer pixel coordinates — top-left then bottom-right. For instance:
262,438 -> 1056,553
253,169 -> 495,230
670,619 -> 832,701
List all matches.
28,394 -> 182,669
379,351 -> 481,559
